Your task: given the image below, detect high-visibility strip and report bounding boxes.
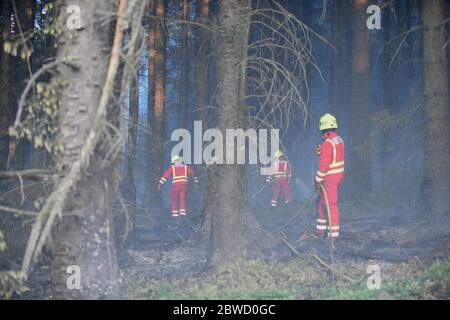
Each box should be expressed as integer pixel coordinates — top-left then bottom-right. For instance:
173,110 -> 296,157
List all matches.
317,219 -> 327,224
329,161 -> 344,168
316,225 -> 327,230
317,171 -> 327,178
325,139 -> 337,164
274,162 -> 289,177
326,167 -> 344,175
323,139 -> 344,176
328,232 -> 339,237
328,225 -> 340,230
172,165 -> 188,180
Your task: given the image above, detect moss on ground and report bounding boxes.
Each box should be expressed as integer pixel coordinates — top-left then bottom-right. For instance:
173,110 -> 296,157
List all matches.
123,257 -> 450,300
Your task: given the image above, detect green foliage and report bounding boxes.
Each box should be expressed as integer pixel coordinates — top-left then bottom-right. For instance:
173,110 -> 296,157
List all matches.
321,258 -> 450,300
0,231 -> 27,299
0,272 -> 27,299
9,81 -> 65,155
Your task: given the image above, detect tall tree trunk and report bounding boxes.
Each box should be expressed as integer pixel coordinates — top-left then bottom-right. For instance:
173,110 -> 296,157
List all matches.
150,0 -> 166,206
194,0 -> 210,128
381,0 -> 399,194
127,70 -> 139,213
421,0 -> 450,216
13,0 -> 34,169
348,0 -> 371,195
206,0 -> 251,267
50,0 -> 121,299
330,0 -> 345,116
0,0 -> 12,170
179,0 -> 190,129
145,3 -> 156,210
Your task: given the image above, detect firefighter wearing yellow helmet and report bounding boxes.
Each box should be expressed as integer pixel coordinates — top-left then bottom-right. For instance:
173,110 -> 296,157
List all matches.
315,113 -> 345,240
266,150 -> 292,208
158,155 -> 199,217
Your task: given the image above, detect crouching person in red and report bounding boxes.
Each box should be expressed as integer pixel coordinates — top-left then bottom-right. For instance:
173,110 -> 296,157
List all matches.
158,155 -> 199,217
316,113 -> 344,240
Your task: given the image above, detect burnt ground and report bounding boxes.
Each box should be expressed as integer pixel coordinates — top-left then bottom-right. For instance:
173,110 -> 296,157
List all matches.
19,193 -> 450,299
122,194 -> 450,279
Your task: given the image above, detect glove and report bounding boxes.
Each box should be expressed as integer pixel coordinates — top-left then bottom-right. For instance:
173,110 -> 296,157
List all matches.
315,176 -> 323,190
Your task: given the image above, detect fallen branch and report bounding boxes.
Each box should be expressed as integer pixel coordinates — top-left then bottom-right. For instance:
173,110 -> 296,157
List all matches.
278,235 -> 355,283
0,205 -> 38,216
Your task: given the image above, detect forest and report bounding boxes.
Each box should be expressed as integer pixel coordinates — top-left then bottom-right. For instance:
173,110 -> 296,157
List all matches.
0,0 -> 449,300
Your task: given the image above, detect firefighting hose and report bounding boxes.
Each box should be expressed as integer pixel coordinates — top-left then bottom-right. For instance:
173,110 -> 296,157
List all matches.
319,183 -> 333,237
269,183 -> 319,234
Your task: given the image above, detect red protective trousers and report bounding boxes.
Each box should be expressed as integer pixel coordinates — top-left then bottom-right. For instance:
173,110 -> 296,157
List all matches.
171,184 -> 187,217
271,177 -> 291,207
316,177 -> 342,238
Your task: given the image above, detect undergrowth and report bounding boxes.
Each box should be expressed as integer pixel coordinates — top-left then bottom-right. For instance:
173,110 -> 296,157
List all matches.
123,257 -> 450,300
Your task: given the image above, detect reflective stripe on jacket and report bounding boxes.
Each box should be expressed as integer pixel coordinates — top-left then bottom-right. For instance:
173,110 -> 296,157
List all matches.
317,132 -> 344,179
266,160 -> 292,182
159,164 -> 198,186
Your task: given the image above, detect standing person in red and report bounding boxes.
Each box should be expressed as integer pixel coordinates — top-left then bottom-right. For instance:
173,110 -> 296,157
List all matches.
158,155 -> 199,217
266,150 -> 292,208
315,113 -> 345,240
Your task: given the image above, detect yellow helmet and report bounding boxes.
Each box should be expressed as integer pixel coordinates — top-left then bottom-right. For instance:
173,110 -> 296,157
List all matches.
274,150 -> 284,158
319,113 -> 338,131
171,155 -> 181,164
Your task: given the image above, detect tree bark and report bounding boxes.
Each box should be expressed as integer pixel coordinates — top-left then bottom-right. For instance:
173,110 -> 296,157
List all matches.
194,0 -> 210,128
13,0 -> 34,169
330,0 -> 345,116
127,70 -> 139,208
421,0 -> 450,216
150,0 -> 166,206
0,0 -> 12,170
348,0 -> 371,195
179,0 -> 190,129
50,0 -> 121,299
380,0 -> 399,194
206,0 -> 251,268
145,3 -> 156,210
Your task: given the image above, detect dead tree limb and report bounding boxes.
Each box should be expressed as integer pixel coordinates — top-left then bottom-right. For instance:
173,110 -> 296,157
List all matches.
0,205 -> 38,216
0,170 -> 58,181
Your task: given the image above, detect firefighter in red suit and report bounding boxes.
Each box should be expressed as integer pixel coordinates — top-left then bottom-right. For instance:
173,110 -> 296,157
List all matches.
158,155 -> 199,217
315,113 -> 344,240
266,150 -> 292,207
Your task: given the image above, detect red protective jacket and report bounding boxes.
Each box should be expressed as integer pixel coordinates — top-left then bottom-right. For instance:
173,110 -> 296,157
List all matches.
266,159 -> 292,182
316,131 -> 344,181
159,164 -> 199,187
